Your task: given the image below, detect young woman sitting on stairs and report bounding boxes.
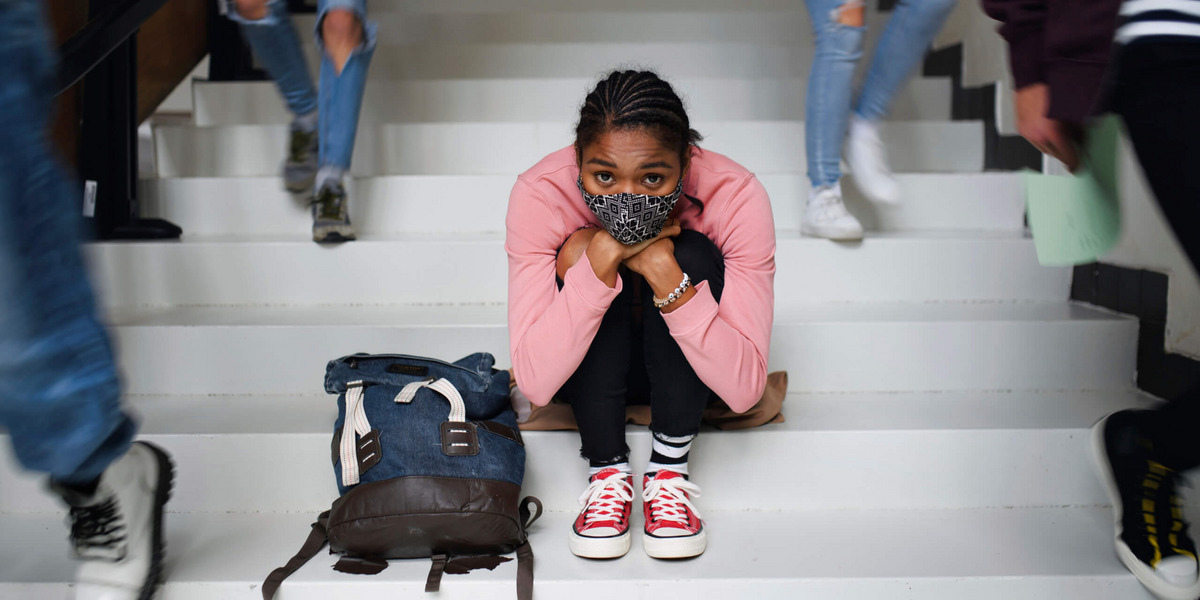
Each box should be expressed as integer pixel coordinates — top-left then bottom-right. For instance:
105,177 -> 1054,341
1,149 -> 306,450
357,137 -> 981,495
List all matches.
506,69 -> 777,560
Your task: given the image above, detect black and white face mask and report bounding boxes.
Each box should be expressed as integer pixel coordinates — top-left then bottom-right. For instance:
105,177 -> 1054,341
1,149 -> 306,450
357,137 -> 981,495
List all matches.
577,176 -> 685,245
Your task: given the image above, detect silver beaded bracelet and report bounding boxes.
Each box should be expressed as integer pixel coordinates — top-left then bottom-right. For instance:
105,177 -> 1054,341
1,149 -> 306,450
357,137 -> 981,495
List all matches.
653,272 -> 691,309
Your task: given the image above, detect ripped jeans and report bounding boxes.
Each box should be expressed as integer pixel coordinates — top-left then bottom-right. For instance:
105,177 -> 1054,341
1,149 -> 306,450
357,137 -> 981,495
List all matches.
804,0 -> 957,188
226,0 -> 377,171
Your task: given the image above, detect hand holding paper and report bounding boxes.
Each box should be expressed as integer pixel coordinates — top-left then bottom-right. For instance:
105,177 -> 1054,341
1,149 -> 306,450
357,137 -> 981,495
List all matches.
1023,115 -> 1122,266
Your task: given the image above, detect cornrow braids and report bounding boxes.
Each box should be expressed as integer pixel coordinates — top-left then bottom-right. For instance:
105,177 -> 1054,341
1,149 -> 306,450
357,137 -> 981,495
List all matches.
576,70 -> 705,211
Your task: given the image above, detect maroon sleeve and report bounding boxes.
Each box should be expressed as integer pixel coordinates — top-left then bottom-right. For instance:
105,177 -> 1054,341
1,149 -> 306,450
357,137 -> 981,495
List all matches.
981,0 -> 1048,89
982,0 -> 1122,124
1042,0 -> 1121,123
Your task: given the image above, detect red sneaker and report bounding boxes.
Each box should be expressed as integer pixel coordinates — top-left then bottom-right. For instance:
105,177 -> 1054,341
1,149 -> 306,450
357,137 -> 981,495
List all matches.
642,470 -> 706,558
569,468 -> 634,558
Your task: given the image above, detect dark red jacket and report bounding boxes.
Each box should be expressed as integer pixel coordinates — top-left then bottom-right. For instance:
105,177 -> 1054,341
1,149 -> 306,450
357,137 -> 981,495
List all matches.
982,0 -> 1122,124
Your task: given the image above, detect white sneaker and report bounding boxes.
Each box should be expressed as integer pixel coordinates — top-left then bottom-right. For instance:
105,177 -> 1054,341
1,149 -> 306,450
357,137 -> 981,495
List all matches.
802,182 -> 864,241
55,442 -> 174,600
845,116 -> 902,205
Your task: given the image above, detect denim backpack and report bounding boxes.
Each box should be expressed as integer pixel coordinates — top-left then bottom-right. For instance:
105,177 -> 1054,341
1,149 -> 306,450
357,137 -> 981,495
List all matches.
262,352 -> 542,600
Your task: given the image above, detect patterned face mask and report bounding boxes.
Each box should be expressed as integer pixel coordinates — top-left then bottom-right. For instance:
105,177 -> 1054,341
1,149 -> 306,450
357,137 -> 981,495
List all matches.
576,175 -> 685,245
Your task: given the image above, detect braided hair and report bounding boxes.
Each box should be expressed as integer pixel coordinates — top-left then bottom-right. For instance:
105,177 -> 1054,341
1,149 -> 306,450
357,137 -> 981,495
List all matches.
575,70 -> 704,210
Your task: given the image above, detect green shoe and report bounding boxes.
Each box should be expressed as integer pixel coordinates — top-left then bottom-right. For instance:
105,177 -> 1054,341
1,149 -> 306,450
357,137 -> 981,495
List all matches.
284,124 -> 318,194
311,181 -> 356,244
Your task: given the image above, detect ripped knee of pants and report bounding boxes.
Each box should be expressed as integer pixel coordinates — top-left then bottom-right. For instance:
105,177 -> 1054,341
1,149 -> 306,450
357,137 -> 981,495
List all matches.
319,9 -> 365,50
231,0 -> 271,23
833,0 -> 865,27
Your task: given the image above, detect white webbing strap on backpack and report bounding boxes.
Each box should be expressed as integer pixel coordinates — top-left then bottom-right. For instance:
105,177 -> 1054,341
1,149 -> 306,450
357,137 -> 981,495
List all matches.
341,378 -> 468,487
394,377 -> 467,423
339,381 -> 372,487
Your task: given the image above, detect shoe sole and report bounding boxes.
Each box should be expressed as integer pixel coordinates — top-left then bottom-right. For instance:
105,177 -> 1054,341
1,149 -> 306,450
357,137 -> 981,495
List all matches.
283,159 -> 317,195
643,528 -> 707,559
313,232 -> 357,244
1089,415 -> 1200,600
568,529 -> 631,559
859,189 -> 902,206
284,176 -> 316,195
135,441 -> 175,600
843,164 -> 901,207
801,224 -> 864,242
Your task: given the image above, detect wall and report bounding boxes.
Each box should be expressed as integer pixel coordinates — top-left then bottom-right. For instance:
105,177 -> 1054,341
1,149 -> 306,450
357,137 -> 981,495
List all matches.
1107,135 -> 1200,359
934,0 -> 1018,134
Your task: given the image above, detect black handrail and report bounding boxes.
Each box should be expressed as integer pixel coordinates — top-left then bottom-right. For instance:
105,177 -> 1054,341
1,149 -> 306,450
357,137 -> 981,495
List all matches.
55,0 -> 170,96
55,0 -> 182,241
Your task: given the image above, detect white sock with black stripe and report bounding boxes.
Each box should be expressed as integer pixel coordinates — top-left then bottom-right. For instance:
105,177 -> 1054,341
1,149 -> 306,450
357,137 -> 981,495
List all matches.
646,431 -> 695,476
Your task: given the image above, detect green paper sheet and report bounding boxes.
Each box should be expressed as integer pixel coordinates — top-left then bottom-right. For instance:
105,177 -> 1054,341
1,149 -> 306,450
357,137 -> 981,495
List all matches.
1023,115 -> 1122,266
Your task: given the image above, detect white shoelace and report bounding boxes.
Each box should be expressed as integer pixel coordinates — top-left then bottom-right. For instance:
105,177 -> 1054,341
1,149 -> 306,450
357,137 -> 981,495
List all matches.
70,495 -> 128,561
643,477 -> 703,526
578,474 -> 634,525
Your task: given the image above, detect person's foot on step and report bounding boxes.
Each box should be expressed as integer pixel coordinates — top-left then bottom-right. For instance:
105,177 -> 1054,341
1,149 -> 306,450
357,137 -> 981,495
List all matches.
1092,410 -> 1200,600
51,441 -> 174,600
845,115 -> 901,206
802,181 -> 864,241
311,177 -> 356,244
283,112 -> 319,194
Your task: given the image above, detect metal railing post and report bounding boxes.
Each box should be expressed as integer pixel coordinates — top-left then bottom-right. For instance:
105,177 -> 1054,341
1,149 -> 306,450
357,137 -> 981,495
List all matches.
74,0 -> 182,240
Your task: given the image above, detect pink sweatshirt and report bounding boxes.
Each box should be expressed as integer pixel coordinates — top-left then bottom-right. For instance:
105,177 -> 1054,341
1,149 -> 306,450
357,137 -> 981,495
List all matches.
505,146 -> 776,413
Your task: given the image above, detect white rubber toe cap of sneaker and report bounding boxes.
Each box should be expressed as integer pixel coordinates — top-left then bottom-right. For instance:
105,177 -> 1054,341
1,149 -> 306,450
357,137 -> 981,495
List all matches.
802,217 -> 864,241
577,525 -> 623,537
1157,555 -> 1198,586
648,525 -> 698,538
72,581 -> 142,600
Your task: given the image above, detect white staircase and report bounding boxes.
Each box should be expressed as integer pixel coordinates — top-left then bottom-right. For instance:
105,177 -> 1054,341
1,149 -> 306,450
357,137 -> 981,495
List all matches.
0,1 -> 1180,598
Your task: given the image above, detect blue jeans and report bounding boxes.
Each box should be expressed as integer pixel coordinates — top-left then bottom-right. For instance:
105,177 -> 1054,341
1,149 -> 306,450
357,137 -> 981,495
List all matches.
228,0 -> 377,171
0,0 -> 136,486
804,0 -> 957,188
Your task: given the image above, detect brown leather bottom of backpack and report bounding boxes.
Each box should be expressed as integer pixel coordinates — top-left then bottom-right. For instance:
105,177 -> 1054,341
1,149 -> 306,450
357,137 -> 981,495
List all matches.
328,475 -> 526,558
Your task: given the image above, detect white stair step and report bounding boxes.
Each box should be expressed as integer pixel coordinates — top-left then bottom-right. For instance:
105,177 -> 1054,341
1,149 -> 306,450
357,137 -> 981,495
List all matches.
290,10 -> 843,44
153,120 -> 984,178
140,172 -> 1024,236
191,77 -> 951,125
86,233 -> 1064,308
0,389 -> 1152,514
317,0 -> 822,12
0,509 -> 1165,599
91,302 -> 1134,396
287,42 -> 829,81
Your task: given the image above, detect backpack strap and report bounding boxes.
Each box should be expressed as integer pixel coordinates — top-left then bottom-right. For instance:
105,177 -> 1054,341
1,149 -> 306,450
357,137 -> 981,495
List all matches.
425,554 -> 449,593
261,511 -> 330,600
394,377 -> 467,423
340,381 -> 372,486
520,496 -> 543,530
516,496 -> 542,600
516,541 -> 534,600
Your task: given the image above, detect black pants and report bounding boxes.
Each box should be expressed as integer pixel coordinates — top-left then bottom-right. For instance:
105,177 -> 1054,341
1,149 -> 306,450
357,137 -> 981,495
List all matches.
1111,41 -> 1200,471
556,230 -> 725,465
